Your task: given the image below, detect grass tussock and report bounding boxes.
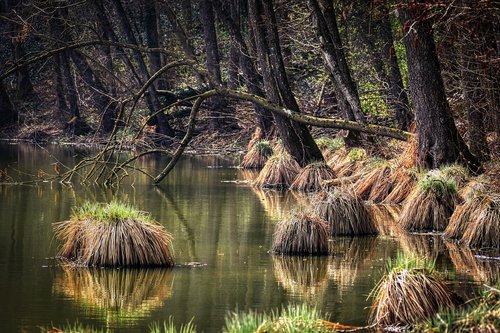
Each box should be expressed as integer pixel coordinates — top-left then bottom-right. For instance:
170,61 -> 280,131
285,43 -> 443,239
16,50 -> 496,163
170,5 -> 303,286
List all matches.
399,171 -> 460,232
315,136 -> 345,160
254,153 -> 301,189
369,254 -> 461,327
439,163 -> 470,190
382,168 -> 420,204
240,140 -> 273,169
353,159 -> 394,202
326,147 -> 348,168
460,193 -> 500,250
444,194 -> 483,241
411,286 -> 500,333
272,210 -> 329,255
223,303 -> 331,333
290,161 -> 335,192
312,189 -> 378,236
53,201 -> 175,267
53,266 -> 174,316
273,256 -> 329,300
368,204 -> 402,236
331,148 -> 367,177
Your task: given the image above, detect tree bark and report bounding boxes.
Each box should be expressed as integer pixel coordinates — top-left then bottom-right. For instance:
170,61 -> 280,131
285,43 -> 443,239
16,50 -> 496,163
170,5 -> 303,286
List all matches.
249,0 -> 324,166
377,2 -> 412,130
0,82 -> 16,125
215,0 -> 274,136
200,0 -> 237,130
113,0 -> 174,139
397,2 -> 481,172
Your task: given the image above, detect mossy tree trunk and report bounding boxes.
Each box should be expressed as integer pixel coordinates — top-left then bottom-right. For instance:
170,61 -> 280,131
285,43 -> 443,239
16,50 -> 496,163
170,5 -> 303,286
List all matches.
397,1 -> 481,172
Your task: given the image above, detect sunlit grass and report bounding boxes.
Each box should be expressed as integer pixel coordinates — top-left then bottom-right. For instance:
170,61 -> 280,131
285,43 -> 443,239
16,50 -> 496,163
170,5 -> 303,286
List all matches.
40,321 -> 108,333
149,317 -> 197,333
223,304 -> 331,333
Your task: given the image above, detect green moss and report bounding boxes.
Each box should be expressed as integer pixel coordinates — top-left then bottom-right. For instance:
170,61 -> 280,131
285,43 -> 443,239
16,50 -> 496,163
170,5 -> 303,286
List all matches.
419,171 -> 457,196
315,136 -> 345,152
347,148 -> 367,161
254,140 -> 273,157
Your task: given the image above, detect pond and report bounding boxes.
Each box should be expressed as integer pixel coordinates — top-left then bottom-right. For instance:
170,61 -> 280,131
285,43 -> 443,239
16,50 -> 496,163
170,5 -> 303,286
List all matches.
0,143 -> 497,332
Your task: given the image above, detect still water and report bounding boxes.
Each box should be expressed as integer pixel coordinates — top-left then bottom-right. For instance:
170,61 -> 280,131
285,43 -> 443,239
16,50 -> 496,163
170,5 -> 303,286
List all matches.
0,143 -> 497,332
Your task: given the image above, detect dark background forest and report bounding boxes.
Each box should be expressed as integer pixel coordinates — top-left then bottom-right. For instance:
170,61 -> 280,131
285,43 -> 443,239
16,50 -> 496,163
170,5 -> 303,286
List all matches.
0,0 -> 498,176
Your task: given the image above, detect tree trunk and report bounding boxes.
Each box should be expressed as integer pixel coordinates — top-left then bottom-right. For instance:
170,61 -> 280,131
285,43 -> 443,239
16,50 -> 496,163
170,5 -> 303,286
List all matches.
377,2 -> 412,130
308,0 -> 368,142
215,0 -> 274,136
227,0 -> 240,90
249,0 -> 324,166
114,0 -> 174,140
397,2 -> 480,172
200,0 -> 237,131
0,82 -> 16,125
70,50 -> 116,133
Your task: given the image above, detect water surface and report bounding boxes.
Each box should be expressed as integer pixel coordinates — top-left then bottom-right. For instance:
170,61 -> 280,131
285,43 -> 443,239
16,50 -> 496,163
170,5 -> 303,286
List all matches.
0,143 -> 496,332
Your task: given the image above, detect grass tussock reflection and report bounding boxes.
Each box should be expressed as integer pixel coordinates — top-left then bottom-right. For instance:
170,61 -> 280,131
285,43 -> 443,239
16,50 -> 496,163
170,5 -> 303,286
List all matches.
445,241 -> 500,284
251,188 -> 298,220
272,256 -> 329,300
328,237 -> 377,289
399,232 -> 447,259
53,266 -> 174,319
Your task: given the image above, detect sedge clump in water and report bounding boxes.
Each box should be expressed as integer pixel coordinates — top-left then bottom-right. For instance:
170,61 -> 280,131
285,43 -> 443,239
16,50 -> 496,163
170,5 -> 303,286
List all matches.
53,201 -> 174,267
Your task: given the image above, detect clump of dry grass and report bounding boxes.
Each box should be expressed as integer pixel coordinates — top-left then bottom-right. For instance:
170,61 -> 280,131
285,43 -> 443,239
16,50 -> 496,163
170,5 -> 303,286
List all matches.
315,136 -> 345,160
254,152 -> 301,189
369,254 -> 461,328
290,161 -> 335,192
272,210 -> 329,255
399,171 -> 460,232
53,201 -> 175,267
326,147 -> 348,168
368,204 -> 402,236
439,164 -> 470,190
331,148 -> 367,177
240,140 -> 273,169
312,188 -> 378,236
460,193 -> 500,249
382,168 -> 420,204
444,195 -> 483,241
354,159 -> 394,202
